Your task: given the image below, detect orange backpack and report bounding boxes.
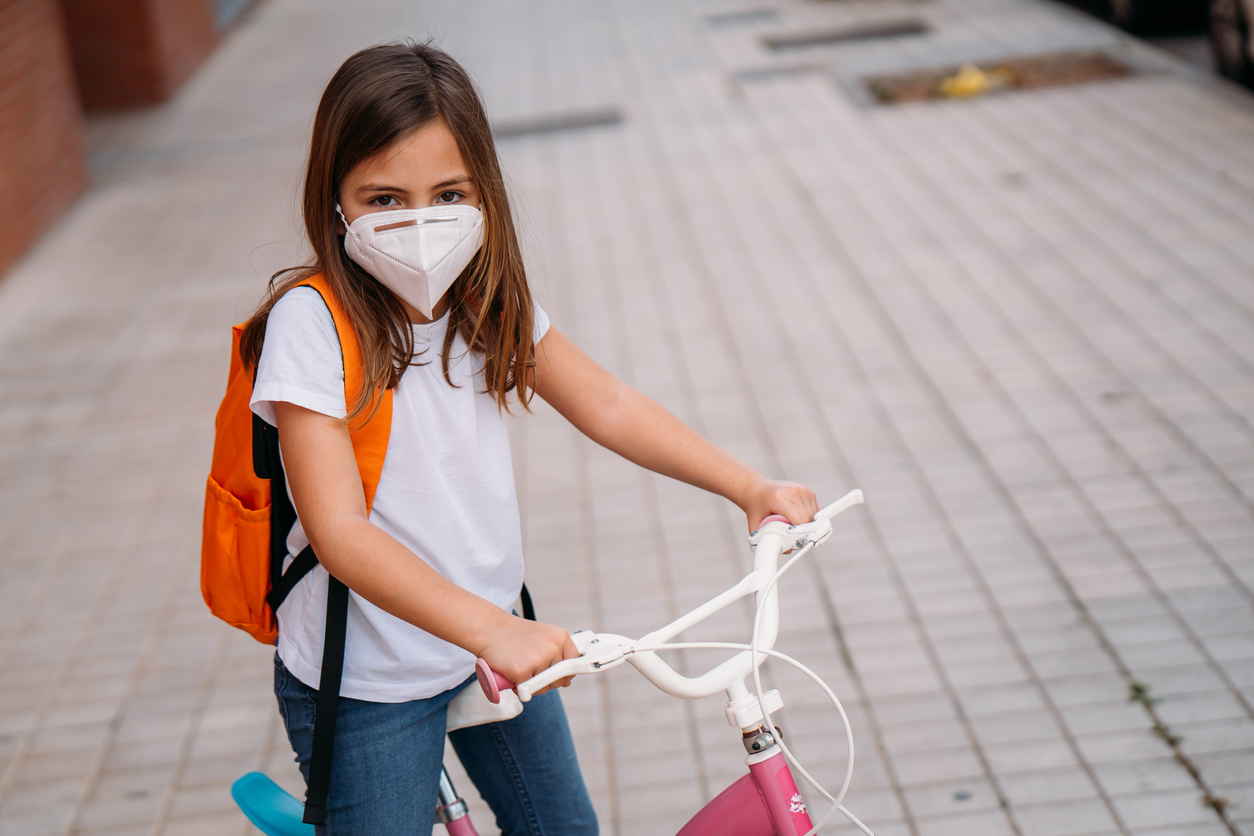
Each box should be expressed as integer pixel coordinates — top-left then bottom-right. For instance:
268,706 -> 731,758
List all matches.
200,274 -> 538,824
201,274 -> 397,824
200,273 -> 393,644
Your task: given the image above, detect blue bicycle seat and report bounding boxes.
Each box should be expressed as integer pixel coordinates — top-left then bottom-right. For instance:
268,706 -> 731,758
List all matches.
231,772 -> 316,836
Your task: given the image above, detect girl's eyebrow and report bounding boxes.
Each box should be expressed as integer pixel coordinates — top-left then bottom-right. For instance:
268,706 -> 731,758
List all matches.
355,177 -> 470,195
356,184 -> 410,195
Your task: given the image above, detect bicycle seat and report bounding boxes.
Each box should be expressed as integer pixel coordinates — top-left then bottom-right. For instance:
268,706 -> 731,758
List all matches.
231,772 -> 315,836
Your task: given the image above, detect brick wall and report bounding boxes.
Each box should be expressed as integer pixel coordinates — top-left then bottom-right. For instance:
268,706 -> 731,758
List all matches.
60,0 -> 218,109
0,0 -> 87,277
0,0 -> 221,279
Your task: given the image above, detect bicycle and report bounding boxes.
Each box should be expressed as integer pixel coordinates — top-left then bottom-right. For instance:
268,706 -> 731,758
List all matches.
233,489 -> 874,836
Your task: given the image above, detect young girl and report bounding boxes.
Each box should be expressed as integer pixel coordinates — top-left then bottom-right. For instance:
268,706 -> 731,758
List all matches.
242,41 -> 818,835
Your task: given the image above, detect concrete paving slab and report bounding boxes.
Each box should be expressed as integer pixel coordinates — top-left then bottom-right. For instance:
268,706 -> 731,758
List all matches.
1,0 -> 1253,833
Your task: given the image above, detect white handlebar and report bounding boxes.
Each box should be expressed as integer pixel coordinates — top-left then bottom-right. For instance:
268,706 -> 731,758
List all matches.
624,531 -> 786,698
515,489 -> 864,702
818,489 -> 864,521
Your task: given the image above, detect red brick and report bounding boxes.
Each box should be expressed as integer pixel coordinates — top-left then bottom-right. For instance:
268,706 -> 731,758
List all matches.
0,0 -> 87,277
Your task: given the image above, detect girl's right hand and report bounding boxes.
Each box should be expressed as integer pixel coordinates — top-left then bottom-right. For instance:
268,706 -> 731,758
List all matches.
474,614 -> 580,696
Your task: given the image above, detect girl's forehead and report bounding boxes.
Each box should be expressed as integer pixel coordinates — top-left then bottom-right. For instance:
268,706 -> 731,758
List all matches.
349,120 -> 469,186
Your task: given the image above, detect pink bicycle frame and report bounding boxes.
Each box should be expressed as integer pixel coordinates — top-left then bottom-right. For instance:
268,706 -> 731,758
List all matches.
677,749 -> 812,836
442,817 -> 478,836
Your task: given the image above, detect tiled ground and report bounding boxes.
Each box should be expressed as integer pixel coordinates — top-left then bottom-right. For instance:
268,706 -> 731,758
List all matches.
1,0 -> 1252,834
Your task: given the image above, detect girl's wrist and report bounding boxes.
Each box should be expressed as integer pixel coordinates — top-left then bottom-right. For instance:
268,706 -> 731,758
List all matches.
459,602 -> 516,657
729,469 -> 769,514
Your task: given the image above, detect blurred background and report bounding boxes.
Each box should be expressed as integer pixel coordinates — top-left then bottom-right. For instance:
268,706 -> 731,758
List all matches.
1,0 -> 1253,835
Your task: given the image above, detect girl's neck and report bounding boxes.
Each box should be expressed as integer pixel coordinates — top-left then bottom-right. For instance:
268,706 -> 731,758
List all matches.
402,293 -> 451,325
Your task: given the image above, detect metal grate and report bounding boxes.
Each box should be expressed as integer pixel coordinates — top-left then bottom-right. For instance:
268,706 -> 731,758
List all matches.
863,50 -> 1134,104
762,18 -> 930,50
493,107 -> 625,140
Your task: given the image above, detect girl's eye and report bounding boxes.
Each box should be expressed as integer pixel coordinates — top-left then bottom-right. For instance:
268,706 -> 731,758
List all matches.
371,195 -> 398,207
435,191 -> 462,204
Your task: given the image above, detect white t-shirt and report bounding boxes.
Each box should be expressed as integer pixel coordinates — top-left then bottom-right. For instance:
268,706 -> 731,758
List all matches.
250,286 -> 549,702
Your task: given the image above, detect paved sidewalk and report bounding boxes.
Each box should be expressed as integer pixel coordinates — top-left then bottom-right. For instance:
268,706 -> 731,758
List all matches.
1,0 -> 1253,834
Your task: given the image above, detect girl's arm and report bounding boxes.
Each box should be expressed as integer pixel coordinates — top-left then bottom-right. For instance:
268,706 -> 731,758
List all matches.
274,401 -> 577,688
532,327 -> 818,527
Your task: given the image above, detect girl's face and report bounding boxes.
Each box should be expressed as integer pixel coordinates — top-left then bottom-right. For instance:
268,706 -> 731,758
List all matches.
338,119 -> 481,322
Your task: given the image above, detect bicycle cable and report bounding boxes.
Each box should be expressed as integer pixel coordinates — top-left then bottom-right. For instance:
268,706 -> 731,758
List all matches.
631,641 -> 871,836
753,540 -> 873,836
629,532 -> 875,836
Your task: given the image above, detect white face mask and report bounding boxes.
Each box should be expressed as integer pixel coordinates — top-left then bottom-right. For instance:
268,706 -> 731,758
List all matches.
338,203 -> 484,319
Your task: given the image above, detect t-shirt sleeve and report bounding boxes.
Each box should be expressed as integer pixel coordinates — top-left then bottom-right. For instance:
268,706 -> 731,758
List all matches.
250,286 -> 347,425
532,301 -> 551,344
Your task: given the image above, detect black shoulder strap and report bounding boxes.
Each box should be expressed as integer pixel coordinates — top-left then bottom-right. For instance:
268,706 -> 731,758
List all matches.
303,576 -> 349,825
267,546 -> 317,611
252,414 -> 346,826
520,583 -> 536,622
254,414 -> 305,602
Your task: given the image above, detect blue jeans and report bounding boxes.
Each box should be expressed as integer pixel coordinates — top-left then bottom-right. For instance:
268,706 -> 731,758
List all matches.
274,655 -> 598,836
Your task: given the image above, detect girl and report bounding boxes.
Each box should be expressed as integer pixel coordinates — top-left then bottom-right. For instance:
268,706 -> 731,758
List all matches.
242,41 -> 817,835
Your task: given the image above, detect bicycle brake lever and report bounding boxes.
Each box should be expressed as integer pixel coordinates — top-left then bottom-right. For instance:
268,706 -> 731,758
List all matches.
570,630 -> 598,653
746,487 -> 865,550
747,516 -> 833,550
515,634 -> 634,701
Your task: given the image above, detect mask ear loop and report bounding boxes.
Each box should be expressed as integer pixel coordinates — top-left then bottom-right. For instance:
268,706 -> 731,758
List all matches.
335,204 -> 351,229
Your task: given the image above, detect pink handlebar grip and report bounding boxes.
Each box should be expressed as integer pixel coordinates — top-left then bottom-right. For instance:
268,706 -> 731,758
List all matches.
756,514 -> 791,529
475,658 -> 515,705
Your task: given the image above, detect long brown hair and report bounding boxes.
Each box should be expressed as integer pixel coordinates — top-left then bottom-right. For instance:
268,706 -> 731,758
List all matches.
240,41 -> 535,423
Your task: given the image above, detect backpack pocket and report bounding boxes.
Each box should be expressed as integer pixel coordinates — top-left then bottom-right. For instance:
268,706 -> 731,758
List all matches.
201,475 -> 277,644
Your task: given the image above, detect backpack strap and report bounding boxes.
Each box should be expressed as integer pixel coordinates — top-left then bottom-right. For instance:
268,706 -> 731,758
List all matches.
263,274 -> 392,826
266,545 -> 317,611
520,583 -> 536,622
303,575 -> 349,825
253,414 -> 303,607
299,274 -> 392,506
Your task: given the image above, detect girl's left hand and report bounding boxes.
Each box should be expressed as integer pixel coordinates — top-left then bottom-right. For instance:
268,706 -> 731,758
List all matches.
741,478 -> 818,530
